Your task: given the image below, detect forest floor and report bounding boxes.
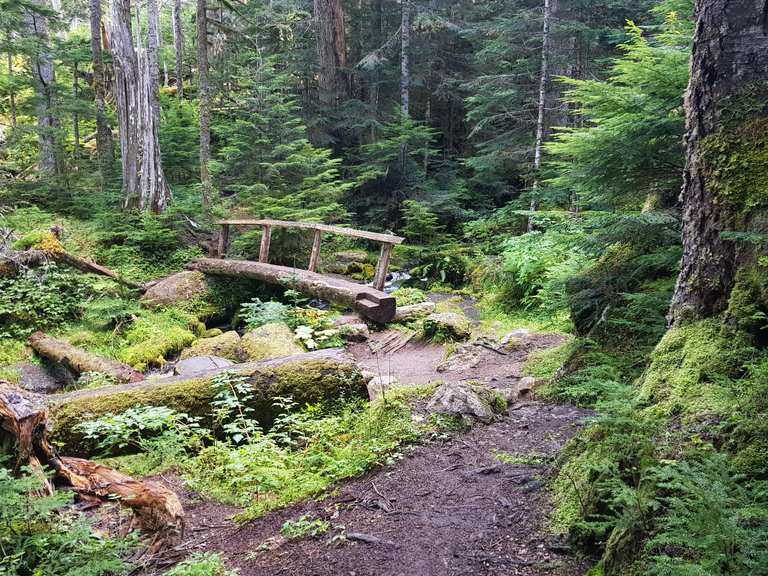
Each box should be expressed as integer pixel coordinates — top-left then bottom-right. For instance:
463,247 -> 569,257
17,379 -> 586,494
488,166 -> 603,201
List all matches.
145,313 -> 591,576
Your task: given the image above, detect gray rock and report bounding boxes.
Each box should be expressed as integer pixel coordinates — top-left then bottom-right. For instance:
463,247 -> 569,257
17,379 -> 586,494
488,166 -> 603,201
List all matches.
174,356 -> 234,376
422,312 -> 471,342
141,271 -> 210,308
426,381 -> 507,424
16,363 -> 64,393
367,375 -> 400,401
338,323 -> 370,342
392,302 -> 436,323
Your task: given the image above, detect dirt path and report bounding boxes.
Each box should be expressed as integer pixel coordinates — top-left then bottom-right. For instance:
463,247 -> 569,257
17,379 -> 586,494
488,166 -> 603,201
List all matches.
148,328 -> 589,576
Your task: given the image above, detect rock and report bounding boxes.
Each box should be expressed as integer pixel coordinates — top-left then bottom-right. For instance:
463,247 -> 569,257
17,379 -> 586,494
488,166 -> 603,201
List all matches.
367,375 -> 400,401
180,330 -> 241,361
240,323 -> 304,361
334,250 -> 368,264
422,312 -> 471,342
501,329 -> 532,346
499,376 -> 540,403
334,314 -> 367,327
141,271 -> 210,308
202,328 -> 223,338
173,356 -> 234,376
17,363 -> 64,394
338,323 -> 370,342
426,381 -> 507,424
392,302 -> 436,323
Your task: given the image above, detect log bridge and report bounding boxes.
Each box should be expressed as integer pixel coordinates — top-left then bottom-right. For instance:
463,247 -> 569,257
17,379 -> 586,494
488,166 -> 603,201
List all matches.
188,219 -> 405,324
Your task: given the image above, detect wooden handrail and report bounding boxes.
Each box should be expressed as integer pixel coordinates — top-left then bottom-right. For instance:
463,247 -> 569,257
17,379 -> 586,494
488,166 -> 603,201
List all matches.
215,219 -> 404,245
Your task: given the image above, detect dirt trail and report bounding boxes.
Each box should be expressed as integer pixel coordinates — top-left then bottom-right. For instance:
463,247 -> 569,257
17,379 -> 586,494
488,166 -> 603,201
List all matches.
150,328 -> 590,576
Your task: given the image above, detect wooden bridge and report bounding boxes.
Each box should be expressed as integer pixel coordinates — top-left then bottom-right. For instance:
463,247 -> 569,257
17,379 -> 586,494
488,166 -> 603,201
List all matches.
187,219 -> 405,323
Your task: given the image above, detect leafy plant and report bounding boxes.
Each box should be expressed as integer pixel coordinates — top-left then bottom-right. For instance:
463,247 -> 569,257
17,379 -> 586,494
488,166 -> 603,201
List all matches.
211,370 -> 261,444
239,298 -> 289,331
164,552 -> 238,576
281,515 -> 331,540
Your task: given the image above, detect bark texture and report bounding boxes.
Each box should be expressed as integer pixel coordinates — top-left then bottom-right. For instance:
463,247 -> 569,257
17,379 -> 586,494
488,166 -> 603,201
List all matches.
314,0 -> 347,107
400,0 -> 410,116
197,0 -> 212,210
669,0 -> 768,323
0,381 -> 184,548
28,332 -> 145,384
111,0 -> 171,212
173,0 -> 184,98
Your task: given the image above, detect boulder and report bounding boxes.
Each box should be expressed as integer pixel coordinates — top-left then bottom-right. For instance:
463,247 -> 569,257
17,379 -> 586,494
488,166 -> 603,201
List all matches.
173,356 -> 234,376
334,250 -> 369,264
426,382 -> 507,424
240,323 -> 304,361
338,323 -> 370,342
180,331 -> 241,361
141,271 -> 210,308
393,302 -> 436,323
422,312 -> 471,342
367,375 -> 400,401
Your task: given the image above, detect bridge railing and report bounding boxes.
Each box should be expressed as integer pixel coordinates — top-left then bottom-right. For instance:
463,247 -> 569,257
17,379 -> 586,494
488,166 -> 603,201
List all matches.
214,219 -> 404,291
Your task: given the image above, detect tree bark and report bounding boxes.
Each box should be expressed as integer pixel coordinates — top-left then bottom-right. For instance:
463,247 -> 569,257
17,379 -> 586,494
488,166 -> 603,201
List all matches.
28,332 -> 145,384
197,0 -> 212,211
72,62 -> 80,156
7,32 -> 16,129
528,0 -> 551,232
173,0 -> 184,98
28,0 -> 62,176
400,0 -> 410,116
314,0 -> 347,107
669,0 -> 768,323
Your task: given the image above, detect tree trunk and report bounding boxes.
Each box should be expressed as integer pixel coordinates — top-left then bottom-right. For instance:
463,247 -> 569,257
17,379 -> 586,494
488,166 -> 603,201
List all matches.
72,62 -> 80,157
112,0 -> 171,212
173,0 -> 183,98
528,0 -> 551,232
669,0 -> 768,323
400,0 -> 410,116
197,0 -> 212,211
90,0 -> 114,175
111,0 -> 141,203
314,0 -> 347,107
28,0 -> 62,176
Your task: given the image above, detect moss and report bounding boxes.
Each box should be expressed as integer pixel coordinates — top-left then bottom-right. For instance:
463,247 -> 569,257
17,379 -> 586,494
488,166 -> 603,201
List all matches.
50,358 -> 365,454
394,287 -> 428,307
724,264 -> 768,341
180,330 -> 242,361
12,230 -> 64,253
638,320 -> 752,419
348,262 -> 375,281
422,312 -> 471,342
702,116 -> 768,211
523,339 -> 575,380
240,323 -> 304,361
119,308 -> 202,370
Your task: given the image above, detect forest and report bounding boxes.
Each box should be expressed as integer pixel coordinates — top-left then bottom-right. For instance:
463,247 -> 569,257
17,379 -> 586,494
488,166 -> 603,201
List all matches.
1,0 -> 767,574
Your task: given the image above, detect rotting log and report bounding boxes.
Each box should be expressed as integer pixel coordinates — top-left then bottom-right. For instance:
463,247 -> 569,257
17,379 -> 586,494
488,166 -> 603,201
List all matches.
187,258 -> 397,323
0,381 -> 184,548
29,332 -> 145,384
48,348 -> 366,453
52,250 -> 145,291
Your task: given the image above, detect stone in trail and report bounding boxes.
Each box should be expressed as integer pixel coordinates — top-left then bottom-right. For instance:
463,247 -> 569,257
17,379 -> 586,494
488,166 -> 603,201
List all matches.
173,356 -> 234,376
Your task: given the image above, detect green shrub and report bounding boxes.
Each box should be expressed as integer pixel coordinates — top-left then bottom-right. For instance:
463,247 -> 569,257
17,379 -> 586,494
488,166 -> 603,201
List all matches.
393,287 -> 428,306
239,298 -> 289,331
0,465 -> 133,576
281,515 -> 331,540
165,552 -> 237,576
0,265 -> 89,338
409,246 -> 469,288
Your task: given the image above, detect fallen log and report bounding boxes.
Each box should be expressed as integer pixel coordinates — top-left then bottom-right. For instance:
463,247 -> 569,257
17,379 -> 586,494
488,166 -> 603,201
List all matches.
52,250 -> 145,291
48,349 -> 366,454
28,331 -> 145,384
187,258 -> 397,323
0,381 -> 184,548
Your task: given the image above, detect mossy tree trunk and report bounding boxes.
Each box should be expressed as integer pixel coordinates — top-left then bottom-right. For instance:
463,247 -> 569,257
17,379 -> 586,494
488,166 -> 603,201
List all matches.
669,0 -> 768,324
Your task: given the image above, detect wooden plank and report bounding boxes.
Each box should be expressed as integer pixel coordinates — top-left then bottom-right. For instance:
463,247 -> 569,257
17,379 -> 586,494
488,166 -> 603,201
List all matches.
373,242 -> 394,291
216,223 -> 230,258
187,259 -> 397,323
308,229 -> 323,272
215,219 -> 404,245
259,225 -> 271,263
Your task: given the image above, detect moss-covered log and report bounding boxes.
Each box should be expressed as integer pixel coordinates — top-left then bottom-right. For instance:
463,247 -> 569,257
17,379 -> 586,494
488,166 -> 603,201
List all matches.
49,349 -> 366,454
29,331 -> 145,384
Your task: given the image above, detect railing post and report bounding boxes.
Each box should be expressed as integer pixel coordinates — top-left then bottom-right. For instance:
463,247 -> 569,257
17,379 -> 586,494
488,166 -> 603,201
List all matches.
308,229 -> 323,272
259,225 -> 272,263
216,224 -> 230,258
373,243 -> 394,291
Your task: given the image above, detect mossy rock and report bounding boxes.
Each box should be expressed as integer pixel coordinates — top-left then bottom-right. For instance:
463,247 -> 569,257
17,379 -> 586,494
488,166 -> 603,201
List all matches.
348,262 -> 375,281
141,271 -> 211,309
240,323 -> 304,361
49,351 -> 366,454
422,312 -> 471,342
180,331 -> 242,362
334,250 -> 369,264
121,325 -> 197,370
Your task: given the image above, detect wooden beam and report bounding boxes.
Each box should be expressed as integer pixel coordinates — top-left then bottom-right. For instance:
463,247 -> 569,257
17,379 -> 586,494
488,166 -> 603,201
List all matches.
308,229 -> 323,272
216,223 -> 230,258
373,243 -> 394,291
215,219 -> 404,245
259,225 -> 271,263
